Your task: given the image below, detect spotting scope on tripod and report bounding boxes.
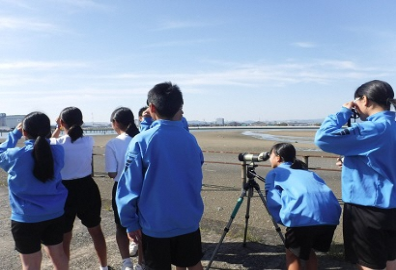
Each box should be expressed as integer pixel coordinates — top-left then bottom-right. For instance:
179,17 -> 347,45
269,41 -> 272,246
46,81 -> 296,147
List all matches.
205,152 -> 285,270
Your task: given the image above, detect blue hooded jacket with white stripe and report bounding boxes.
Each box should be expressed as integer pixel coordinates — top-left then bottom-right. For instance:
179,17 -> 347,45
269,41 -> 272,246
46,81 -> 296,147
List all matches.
315,107 -> 396,208
265,162 -> 341,227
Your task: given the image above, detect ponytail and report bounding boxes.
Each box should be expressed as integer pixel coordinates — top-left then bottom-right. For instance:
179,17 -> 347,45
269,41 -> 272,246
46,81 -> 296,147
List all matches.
290,159 -> 308,170
110,107 -> 139,138
125,123 -> 139,137
32,136 -> 54,182
68,125 -> 84,142
270,142 -> 308,170
23,112 -> 55,183
59,107 -> 84,143
387,98 -> 396,109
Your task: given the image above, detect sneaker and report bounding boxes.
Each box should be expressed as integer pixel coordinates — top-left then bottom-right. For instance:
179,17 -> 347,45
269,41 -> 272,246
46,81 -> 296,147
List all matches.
134,264 -> 143,270
129,242 -> 138,257
121,263 -> 134,270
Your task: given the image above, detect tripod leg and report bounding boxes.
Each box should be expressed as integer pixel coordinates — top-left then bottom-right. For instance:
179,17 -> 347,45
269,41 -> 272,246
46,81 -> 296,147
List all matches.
253,183 -> 285,244
242,186 -> 253,247
205,189 -> 247,270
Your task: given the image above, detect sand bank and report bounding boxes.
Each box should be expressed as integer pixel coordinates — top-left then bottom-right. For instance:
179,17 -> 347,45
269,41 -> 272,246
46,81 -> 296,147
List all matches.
92,129 -> 320,152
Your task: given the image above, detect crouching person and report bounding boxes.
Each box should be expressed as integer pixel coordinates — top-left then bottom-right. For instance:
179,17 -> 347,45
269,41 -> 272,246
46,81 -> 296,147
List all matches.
265,143 -> 341,270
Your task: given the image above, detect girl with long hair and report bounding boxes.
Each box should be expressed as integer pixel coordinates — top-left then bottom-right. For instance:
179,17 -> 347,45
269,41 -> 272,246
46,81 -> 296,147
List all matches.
0,112 -> 68,270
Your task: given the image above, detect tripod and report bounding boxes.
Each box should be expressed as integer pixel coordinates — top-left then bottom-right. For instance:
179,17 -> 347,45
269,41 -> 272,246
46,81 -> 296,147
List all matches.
205,161 -> 285,270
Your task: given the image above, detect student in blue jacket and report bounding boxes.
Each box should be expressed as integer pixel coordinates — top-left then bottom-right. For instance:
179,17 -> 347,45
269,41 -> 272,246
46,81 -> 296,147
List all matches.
315,80 -> 396,270
116,82 -> 204,270
0,112 -> 68,270
139,107 -> 189,132
265,143 -> 341,270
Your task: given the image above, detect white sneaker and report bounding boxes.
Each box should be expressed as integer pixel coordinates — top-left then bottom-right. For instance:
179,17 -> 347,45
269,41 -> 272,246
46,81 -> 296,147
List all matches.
129,242 -> 138,257
121,263 -> 134,270
134,264 -> 143,270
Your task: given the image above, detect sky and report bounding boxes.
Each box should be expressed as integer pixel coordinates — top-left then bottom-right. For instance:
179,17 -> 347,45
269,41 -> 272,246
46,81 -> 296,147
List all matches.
1,1 -> 396,124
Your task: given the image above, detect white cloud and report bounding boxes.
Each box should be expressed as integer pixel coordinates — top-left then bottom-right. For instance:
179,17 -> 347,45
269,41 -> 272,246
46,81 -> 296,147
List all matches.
0,17 -> 58,32
145,38 -> 214,48
0,60 -> 88,70
292,42 -> 316,48
2,58 -> 393,99
45,0 -> 109,10
0,0 -> 33,9
155,20 -> 214,31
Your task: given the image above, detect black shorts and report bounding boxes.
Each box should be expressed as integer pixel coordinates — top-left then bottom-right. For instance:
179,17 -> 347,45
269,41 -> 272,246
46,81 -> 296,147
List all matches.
343,203 -> 396,269
142,229 -> 203,270
285,225 -> 337,260
112,181 -> 122,225
11,216 -> 64,254
62,176 -> 102,232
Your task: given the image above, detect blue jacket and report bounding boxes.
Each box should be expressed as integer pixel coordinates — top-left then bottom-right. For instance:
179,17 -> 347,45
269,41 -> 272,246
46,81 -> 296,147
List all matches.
116,120 -> 204,237
265,162 -> 341,227
315,107 -> 396,208
139,116 -> 189,132
0,129 -> 67,222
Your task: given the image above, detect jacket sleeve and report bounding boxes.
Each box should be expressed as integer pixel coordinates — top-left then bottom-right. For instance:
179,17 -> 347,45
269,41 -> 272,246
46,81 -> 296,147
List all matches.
265,171 -> 283,225
315,107 -> 381,156
0,129 -> 22,170
116,140 -> 144,233
139,117 -> 153,132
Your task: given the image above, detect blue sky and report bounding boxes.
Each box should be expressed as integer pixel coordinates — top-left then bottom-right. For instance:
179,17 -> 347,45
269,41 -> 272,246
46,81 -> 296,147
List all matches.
1,1 -> 396,123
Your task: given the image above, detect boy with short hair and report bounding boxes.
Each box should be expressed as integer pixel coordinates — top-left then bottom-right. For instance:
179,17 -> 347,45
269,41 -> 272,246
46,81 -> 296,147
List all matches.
137,106 -> 149,123
116,82 -> 204,270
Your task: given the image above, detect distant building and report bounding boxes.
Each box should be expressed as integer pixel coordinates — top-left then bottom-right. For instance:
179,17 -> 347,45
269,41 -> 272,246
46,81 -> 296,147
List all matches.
0,113 -> 6,127
0,114 -> 25,129
215,118 -> 224,126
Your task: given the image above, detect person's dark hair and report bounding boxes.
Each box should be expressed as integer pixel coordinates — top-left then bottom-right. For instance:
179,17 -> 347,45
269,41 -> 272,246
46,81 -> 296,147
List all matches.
354,80 -> 396,110
138,106 -> 148,118
23,112 -> 54,182
147,82 -> 183,119
270,143 -> 307,170
110,107 -> 139,137
59,107 -> 84,143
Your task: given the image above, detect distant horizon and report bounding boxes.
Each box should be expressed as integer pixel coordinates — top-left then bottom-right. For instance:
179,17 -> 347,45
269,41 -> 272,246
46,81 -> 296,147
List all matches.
0,112 -> 324,130
0,111 -> 326,125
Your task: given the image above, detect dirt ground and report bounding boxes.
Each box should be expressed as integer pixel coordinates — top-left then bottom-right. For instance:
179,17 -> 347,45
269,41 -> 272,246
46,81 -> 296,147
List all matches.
0,130 -> 356,269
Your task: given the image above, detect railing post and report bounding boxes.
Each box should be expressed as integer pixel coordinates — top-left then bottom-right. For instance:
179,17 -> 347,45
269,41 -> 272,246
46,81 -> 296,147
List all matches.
91,154 -> 94,177
303,155 -> 309,168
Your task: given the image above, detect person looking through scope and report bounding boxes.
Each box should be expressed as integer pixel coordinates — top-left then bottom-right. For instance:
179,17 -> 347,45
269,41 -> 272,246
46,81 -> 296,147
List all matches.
315,80 -> 396,270
265,143 -> 341,270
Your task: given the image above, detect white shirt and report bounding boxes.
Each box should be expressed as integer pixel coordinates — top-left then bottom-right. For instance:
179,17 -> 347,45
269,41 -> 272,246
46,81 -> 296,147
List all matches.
105,133 -> 132,182
51,135 -> 94,180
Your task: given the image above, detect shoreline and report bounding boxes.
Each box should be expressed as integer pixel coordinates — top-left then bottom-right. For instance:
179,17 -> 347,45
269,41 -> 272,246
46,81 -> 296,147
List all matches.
0,129 -> 332,187
91,129 -> 321,151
